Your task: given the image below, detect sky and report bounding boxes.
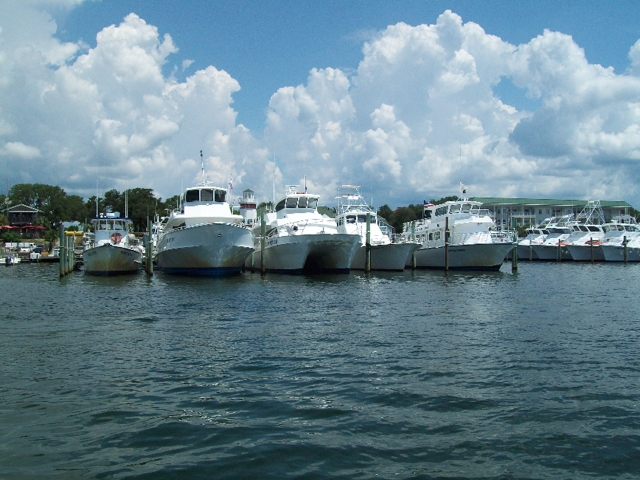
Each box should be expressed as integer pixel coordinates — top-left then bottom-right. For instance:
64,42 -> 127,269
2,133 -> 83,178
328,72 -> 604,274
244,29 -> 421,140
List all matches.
2,0 -> 640,211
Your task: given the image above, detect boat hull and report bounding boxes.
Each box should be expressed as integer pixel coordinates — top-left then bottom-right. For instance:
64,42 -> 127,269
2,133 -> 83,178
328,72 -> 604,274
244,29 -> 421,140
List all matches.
156,222 -> 254,275
531,244 -> 572,261
410,242 -> 515,271
516,244 -> 541,260
84,244 -> 142,275
250,233 -> 360,273
601,245 -> 640,262
566,244 -> 605,262
351,242 -> 420,271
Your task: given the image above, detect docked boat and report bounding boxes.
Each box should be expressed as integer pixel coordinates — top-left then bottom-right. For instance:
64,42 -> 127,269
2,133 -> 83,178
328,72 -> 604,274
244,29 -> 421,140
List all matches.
563,200 -> 607,261
402,199 -> 516,270
250,185 -> 361,273
335,185 -> 420,271
155,181 -> 254,276
599,216 -> 640,262
83,213 -> 143,275
531,215 -> 575,261
516,218 -> 553,260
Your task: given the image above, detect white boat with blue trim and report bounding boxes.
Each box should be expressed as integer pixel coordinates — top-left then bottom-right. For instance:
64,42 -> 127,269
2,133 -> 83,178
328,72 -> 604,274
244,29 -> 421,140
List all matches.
155,181 -> 253,276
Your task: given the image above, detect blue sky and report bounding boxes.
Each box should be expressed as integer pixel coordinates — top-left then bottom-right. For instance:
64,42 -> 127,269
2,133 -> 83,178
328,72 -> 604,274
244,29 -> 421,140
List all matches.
2,0 -> 640,209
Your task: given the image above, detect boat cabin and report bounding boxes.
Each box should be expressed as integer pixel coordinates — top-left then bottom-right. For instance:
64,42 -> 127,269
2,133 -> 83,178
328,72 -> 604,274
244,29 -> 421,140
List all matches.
336,213 -> 377,227
183,187 -> 227,205
275,194 -> 319,213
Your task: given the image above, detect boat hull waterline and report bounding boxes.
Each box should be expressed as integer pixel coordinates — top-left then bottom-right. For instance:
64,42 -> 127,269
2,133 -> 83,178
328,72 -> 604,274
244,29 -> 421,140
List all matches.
350,242 -> 420,271
411,243 -> 516,271
156,222 -> 254,275
84,243 -> 142,276
252,233 -> 361,274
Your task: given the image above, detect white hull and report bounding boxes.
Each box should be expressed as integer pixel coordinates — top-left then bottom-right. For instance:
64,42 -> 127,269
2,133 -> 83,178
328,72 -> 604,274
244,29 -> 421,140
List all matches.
532,244 -> 572,261
250,233 -> 360,273
517,244 -> 541,260
351,242 -> 420,271
156,222 -> 253,275
601,244 -> 640,262
566,244 -> 605,262
410,243 -> 515,270
84,243 -> 142,275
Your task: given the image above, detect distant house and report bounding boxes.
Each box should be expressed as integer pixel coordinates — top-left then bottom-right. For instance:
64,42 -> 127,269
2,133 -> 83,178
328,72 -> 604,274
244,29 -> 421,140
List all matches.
2,204 -> 45,238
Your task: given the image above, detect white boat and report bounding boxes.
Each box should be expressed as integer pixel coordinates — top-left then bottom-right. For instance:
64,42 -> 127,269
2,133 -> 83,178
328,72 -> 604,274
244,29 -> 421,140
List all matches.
335,185 -> 420,271
516,217 -> 554,260
1,249 -> 21,265
155,182 -> 253,275
250,185 -> 361,273
564,201 -> 607,261
599,216 -> 640,262
83,213 -> 143,275
402,199 -> 516,271
531,215 -> 575,261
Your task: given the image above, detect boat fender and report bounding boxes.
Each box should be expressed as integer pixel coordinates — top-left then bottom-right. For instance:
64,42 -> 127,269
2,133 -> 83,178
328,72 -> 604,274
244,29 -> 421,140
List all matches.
111,232 -> 123,244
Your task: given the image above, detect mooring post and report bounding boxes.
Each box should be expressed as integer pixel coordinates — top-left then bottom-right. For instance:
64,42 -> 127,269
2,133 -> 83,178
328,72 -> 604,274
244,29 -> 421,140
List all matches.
365,213 -> 371,273
624,235 -> 628,264
59,223 -> 65,277
411,221 -> 416,269
146,217 -> 153,276
260,213 -> 266,274
511,219 -> 518,272
444,217 -> 449,272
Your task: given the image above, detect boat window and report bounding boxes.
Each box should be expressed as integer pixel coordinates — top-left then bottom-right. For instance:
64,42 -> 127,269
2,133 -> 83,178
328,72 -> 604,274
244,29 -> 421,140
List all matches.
307,198 -> 318,209
587,226 -> 600,232
185,189 -> 199,202
435,206 -> 448,217
276,199 -> 286,211
201,189 -> 214,202
298,197 -> 308,208
434,231 -> 441,240
347,215 -> 356,224
578,225 -> 588,232
358,215 -> 368,223
449,204 -> 461,214
286,197 -> 297,208
215,190 -> 226,202
461,204 -> 471,213
428,233 -> 433,241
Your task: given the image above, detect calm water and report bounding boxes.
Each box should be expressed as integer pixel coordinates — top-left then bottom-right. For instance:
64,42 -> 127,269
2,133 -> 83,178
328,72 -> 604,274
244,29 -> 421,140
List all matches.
1,261 -> 639,479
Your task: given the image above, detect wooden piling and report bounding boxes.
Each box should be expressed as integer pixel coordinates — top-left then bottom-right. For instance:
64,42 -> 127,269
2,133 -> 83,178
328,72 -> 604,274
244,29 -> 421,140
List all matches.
444,217 -> 449,272
365,213 -> 371,273
260,213 -> 266,274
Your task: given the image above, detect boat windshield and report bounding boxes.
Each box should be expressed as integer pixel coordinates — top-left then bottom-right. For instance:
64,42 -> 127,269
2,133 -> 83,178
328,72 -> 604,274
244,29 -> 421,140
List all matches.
185,188 -> 226,203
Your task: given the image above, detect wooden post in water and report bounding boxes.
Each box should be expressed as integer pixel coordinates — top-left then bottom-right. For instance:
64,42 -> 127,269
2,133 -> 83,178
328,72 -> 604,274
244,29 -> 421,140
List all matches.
145,217 -> 153,276
624,235 -> 628,264
444,217 -> 449,272
557,240 -> 562,262
260,213 -> 266,274
365,213 -> 371,273
511,219 -> 518,272
59,223 -> 65,277
411,221 -> 416,269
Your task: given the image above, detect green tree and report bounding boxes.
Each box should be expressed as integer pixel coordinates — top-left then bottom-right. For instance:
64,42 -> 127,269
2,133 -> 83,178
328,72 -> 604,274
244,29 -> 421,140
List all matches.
44,229 -> 58,250
8,183 -> 68,229
2,231 -> 20,244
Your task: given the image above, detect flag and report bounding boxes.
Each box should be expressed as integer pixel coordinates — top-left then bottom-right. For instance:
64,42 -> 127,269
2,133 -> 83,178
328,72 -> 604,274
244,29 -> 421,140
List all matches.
460,181 -> 467,194
229,176 -> 233,193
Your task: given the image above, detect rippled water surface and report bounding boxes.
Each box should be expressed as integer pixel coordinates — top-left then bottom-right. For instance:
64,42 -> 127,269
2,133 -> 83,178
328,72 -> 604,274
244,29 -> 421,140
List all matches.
1,262 -> 640,479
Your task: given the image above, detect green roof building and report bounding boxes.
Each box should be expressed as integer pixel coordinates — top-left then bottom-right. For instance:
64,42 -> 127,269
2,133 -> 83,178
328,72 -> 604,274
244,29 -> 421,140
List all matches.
469,197 -> 634,228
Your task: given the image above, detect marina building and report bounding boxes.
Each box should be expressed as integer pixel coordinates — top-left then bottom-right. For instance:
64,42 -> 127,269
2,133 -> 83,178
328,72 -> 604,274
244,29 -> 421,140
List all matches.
470,197 -> 635,229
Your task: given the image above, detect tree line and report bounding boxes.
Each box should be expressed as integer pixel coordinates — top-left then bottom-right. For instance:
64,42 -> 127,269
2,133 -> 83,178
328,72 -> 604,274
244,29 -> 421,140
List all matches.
1,183 -> 180,236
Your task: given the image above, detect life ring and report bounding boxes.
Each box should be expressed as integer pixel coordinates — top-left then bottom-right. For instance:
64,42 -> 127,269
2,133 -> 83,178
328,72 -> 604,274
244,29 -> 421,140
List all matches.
110,232 -> 123,244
